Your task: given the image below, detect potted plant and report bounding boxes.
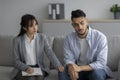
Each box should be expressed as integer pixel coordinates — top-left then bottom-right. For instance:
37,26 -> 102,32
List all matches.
110,4 -> 120,19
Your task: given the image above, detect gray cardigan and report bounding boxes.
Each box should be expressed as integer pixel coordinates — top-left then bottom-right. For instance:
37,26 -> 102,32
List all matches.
11,33 -> 62,79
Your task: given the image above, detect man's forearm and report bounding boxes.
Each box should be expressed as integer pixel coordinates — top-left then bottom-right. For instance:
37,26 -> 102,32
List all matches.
70,64 -> 93,72
78,65 -> 93,72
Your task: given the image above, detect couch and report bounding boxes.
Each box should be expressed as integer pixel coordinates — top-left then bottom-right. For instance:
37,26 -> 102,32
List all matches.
0,35 -> 120,80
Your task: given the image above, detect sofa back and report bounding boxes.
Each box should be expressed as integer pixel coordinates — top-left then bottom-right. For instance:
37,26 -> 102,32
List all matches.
107,36 -> 120,71
52,35 -> 120,71
0,36 -> 14,66
52,36 -> 65,65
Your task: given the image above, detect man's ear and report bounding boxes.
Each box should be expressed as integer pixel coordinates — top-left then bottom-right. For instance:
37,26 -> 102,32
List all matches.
23,27 -> 27,31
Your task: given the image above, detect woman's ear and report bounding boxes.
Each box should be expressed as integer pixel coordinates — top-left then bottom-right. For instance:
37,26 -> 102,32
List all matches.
23,27 -> 27,31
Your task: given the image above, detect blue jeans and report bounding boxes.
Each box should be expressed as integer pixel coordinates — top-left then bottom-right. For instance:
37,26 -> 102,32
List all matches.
59,67 -> 107,80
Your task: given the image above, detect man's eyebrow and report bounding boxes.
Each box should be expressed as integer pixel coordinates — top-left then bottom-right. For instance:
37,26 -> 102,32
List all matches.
79,21 -> 84,23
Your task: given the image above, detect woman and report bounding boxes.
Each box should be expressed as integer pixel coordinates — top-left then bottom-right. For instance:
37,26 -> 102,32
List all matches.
12,14 -> 64,80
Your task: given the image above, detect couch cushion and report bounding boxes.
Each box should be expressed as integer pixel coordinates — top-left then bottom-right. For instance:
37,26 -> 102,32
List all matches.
42,36 -> 54,69
111,71 -> 119,80
50,36 -> 64,69
0,36 -> 14,66
107,35 -> 120,71
45,69 -> 58,80
118,59 -> 120,80
47,36 -> 54,48
0,66 -> 13,80
52,36 -> 65,65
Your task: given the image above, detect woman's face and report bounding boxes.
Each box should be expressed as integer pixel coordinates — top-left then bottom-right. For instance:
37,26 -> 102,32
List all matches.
25,20 -> 38,35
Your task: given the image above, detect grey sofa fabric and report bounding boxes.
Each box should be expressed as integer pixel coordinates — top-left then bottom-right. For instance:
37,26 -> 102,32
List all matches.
52,36 -> 65,65
45,70 -> 58,80
108,36 -> 120,80
107,36 -> 120,71
118,59 -> 120,80
0,35 -> 120,80
106,36 -> 120,80
0,66 -> 13,80
0,36 -> 13,66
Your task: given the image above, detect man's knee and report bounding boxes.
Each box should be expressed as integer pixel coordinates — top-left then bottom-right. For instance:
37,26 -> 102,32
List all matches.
88,69 -> 106,80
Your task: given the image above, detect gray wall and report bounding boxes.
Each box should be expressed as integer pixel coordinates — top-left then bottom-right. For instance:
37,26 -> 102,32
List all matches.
0,0 -> 120,36
42,21 -> 120,37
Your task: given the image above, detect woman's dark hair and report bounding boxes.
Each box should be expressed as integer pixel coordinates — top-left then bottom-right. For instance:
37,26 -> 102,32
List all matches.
18,14 -> 38,36
71,9 -> 86,20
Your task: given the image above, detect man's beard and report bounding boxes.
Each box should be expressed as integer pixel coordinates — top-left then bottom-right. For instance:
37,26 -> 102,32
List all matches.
76,28 -> 88,37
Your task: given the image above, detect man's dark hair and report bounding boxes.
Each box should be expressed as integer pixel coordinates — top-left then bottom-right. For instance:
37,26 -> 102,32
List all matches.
71,9 -> 86,20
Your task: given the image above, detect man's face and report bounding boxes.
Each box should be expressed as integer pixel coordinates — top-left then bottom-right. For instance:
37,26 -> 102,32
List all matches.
72,17 -> 88,37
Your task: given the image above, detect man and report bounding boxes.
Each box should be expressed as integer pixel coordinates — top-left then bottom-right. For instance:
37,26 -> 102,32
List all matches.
59,9 -> 112,80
